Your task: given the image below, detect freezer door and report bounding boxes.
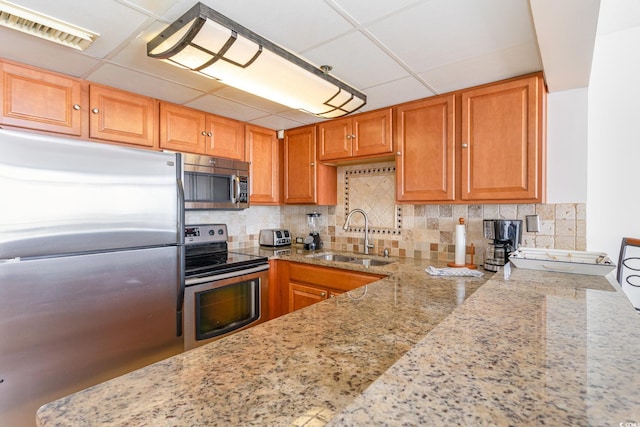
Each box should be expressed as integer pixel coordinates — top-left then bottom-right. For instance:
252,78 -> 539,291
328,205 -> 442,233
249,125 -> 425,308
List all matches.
0,247 -> 183,427
0,129 -> 181,259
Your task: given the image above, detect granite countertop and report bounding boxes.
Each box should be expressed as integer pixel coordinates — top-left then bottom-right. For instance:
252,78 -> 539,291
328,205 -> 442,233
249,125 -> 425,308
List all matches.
36,248 -> 640,426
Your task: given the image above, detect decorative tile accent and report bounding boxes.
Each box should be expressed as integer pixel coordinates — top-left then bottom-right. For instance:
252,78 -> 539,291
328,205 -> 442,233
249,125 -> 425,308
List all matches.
344,165 -> 401,235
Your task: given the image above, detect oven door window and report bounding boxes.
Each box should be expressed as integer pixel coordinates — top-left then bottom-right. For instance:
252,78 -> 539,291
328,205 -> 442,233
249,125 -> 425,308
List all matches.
194,278 -> 260,340
184,171 -> 232,203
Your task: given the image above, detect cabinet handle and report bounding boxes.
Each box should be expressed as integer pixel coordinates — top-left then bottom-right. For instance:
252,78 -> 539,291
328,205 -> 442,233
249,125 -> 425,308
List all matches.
346,135 -> 351,139
310,162 -> 315,166
91,108 -> 99,114
351,134 -> 356,138
72,104 -> 81,111
320,292 -> 326,297
396,151 -> 402,156
201,131 -> 207,136
461,143 -> 468,148
207,132 -> 212,137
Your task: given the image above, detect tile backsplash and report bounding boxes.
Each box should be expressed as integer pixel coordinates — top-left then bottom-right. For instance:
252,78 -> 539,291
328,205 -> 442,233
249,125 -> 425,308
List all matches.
186,162 -> 586,264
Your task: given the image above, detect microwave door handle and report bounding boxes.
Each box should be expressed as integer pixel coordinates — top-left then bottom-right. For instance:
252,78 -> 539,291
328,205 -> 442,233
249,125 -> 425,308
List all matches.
231,175 -> 239,204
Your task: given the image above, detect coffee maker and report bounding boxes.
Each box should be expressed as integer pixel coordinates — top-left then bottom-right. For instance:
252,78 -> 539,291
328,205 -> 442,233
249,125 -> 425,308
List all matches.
483,219 -> 522,272
303,212 -> 323,250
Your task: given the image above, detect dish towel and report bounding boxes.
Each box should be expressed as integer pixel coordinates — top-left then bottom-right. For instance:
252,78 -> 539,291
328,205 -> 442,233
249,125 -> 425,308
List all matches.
426,266 -> 484,277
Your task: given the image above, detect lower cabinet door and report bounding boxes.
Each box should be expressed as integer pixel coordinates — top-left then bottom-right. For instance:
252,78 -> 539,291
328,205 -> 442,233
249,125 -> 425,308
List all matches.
288,282 -> 328,312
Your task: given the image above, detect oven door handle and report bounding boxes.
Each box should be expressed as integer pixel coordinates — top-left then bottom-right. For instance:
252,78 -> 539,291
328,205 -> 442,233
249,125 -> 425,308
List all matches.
185,264 -> 269,286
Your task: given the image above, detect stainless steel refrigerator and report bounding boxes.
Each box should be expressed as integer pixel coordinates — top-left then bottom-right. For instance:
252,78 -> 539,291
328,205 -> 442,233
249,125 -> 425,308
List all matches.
0,129 -> 185,426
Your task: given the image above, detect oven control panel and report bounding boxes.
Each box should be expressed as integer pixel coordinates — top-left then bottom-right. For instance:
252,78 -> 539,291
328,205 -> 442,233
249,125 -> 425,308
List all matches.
185,224 -> 228,244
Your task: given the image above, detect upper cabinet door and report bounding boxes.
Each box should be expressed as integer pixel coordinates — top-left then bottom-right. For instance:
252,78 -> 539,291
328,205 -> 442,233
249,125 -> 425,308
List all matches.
0,61 -> 83,136
205,115 -> 245,160
352,108 -> 393,158
284,125 -> 316,204
246,124 -> 281,205
159,103 -> 206,153
318,117 -> 351,161
89,85 -> 158,149
460,75 -> 545,202
395,95 -> 456,202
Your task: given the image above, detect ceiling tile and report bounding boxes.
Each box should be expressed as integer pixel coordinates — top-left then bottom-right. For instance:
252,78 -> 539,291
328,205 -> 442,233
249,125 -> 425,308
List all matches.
185,94 -> 274,122
247,114 -> 310,131
198,0 -> 353,52
366,0 -> 535,73
332,0 -> 428,24
361,76 -> 435,110
303,31 -> 409,89
420,42 -> 542,94
86,63 -> 204,104
0,27 -> 100,77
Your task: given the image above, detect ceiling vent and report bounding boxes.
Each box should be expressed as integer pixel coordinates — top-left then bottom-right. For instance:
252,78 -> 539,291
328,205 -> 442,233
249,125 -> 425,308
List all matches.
0,0 -> 98,51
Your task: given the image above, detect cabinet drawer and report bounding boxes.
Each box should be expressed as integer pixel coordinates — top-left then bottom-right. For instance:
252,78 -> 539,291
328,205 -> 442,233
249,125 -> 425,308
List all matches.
288,262 -> 383,292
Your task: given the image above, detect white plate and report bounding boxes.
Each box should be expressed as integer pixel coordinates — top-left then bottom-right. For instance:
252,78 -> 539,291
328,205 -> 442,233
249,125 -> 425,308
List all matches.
509,248 -> 616,276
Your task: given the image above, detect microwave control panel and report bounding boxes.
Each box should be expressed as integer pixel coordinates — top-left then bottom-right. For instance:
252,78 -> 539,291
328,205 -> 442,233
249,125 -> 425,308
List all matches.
238,176 -> 248,203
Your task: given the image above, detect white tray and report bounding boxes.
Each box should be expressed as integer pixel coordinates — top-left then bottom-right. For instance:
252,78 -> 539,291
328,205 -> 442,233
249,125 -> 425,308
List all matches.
509,248 -> 616,276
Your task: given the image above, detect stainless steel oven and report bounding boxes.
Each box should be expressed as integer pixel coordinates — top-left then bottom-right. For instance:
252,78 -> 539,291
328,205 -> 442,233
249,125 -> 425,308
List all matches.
183,224 -> 269,350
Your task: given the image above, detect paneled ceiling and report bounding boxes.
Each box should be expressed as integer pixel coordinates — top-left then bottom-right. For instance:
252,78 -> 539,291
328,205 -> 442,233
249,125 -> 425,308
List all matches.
0,0 -> 601,130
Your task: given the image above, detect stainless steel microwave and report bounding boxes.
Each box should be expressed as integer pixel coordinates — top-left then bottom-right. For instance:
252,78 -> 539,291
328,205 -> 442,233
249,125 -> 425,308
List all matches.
182,154 -> 249,210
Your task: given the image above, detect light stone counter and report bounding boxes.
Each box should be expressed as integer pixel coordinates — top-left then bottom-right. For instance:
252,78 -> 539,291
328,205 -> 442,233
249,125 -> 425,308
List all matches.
36,250 -> 640,426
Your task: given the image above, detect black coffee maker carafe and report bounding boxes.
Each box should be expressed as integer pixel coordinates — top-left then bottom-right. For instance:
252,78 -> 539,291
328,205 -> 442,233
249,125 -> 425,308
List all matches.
483,219 -> 522,272
303,212 -> 323,250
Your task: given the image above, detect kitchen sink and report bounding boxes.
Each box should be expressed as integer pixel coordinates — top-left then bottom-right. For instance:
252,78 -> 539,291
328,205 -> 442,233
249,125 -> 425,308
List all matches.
348,258 -> 395,267
306,252 -> 358,262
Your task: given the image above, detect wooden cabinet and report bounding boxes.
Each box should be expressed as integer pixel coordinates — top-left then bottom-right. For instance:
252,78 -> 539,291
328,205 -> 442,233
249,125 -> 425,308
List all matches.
159,102 -> 245,159
395,95 -> 456,202
88,85 -> 158,148
460,73 -> 545,202
318,108 -> 393,162
285,261 -> 384,313
246,124 -> 281,205
284,125 -> 337,205
205,114 -> 245,160
159,102 -> 206,153
395,72 -> 546,204
0,61 -> 83,136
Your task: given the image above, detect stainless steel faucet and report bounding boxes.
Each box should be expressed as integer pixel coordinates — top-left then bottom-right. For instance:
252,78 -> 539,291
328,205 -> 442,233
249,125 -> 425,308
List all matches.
343,208 -> 374,255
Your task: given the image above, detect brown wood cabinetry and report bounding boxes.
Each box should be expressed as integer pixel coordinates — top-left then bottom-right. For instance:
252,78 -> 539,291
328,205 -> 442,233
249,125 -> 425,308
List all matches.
318,108 -> 393,162
246,124 -> 281,205
284,125 -> 337,205
88,84 -> 158,148
395,95 -> 456,202
395,72 -> 546,204
460,74 -> 545,202
284,261 -> 384,314
159,102 -> 245,159
0,61 -> 83,136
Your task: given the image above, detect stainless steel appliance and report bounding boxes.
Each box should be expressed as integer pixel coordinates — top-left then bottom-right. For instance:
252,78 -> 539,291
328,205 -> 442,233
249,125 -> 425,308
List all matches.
0,129 -> 184,426
184,224 -> 269,350
303,212 -> 323,250
483,219 -> 523,272
259,229 -> 292,247
182,153 -> 249,210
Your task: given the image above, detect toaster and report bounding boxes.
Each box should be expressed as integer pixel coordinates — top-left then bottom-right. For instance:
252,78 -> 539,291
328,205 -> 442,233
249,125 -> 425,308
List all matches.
259,229 -> 292,247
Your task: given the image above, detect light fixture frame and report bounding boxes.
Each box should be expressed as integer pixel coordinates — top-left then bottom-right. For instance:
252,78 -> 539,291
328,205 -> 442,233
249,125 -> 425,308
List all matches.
147,2 -> 366,118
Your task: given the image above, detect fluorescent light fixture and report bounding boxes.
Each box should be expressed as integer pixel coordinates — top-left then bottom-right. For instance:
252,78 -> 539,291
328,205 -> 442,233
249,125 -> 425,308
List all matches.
147,2 -> 366,118
0,0 -> 98,51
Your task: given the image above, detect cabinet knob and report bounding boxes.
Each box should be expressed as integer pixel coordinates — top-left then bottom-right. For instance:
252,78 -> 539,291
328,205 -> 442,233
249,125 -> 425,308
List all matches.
320,292 -> 326,297
72,104 -> 81,111
91,108 -> 99,114
396,151 -> 402,156
346,135 -> 352,139
207,132 -> 212,137
351,134 -> 356,138
461,143 -> 469,148
201,131 -> 207,136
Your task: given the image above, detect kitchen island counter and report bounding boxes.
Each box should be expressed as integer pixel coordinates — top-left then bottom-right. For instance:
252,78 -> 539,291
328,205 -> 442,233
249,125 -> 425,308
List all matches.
36,252 -> 640,426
